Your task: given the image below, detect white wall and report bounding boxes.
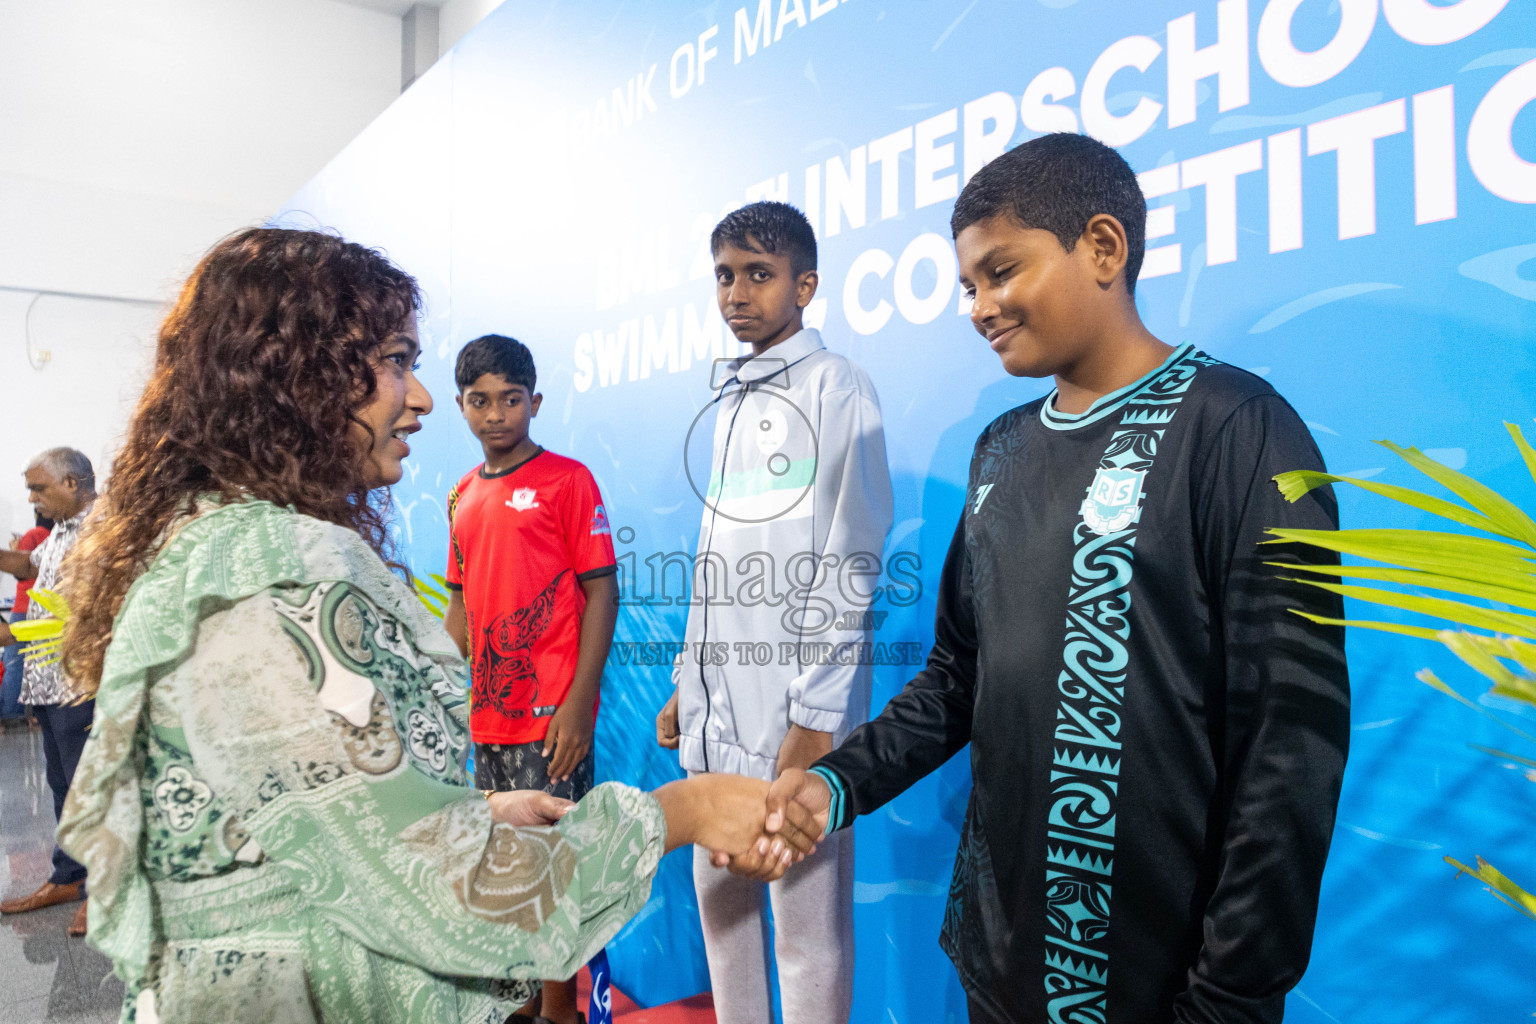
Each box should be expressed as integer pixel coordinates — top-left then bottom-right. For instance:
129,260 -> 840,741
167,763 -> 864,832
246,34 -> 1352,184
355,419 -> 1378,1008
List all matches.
0,291 -> 159,539
0,0 -> 403,592
439,0 -> 505,57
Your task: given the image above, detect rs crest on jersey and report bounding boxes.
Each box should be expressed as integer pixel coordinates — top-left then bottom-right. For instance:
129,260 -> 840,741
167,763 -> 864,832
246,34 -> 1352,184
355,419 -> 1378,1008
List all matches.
506,488 -> 539,512
1081,467 -> 1145,535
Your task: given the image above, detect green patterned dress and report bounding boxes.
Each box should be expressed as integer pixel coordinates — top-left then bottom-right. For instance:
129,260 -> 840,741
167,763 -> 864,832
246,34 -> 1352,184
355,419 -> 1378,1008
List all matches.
58,500 -> 666,1023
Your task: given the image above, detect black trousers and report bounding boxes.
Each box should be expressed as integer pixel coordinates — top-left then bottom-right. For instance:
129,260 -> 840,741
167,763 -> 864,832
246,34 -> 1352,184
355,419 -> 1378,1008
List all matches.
34,700 -> 94,887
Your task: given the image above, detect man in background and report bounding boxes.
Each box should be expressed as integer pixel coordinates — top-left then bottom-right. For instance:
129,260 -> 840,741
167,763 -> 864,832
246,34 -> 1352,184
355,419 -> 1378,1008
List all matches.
0,448 -> 98,937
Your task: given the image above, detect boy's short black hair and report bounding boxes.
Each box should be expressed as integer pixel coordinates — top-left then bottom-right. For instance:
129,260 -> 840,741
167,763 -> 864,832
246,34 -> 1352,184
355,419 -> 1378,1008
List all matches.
455,334 -> 536,392
710,201 -> 818,276
951,132 -> 1147,295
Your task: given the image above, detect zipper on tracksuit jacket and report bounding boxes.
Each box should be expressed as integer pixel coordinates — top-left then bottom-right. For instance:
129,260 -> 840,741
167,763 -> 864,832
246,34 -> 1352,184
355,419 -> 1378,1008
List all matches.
697,383 -> 750,772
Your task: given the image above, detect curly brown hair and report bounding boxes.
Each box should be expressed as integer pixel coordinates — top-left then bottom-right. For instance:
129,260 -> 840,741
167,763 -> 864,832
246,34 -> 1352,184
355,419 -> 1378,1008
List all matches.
60,227 -> 420,694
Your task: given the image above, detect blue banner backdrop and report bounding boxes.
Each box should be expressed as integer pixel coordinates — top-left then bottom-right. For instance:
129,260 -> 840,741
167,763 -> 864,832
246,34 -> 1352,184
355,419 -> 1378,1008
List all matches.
280,2 -> 1536,1020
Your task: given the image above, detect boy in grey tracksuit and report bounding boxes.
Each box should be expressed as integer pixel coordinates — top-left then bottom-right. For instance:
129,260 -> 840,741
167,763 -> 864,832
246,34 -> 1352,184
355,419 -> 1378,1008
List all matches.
657,202 -> 893,1023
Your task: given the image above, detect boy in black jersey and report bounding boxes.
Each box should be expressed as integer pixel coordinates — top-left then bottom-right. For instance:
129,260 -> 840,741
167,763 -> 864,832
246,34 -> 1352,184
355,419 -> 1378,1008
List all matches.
738,133 -> 1350,1023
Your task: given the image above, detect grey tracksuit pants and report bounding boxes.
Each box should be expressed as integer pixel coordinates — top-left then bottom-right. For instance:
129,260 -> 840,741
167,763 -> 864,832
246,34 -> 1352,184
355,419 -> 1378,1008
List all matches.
692,827 -> 855,1024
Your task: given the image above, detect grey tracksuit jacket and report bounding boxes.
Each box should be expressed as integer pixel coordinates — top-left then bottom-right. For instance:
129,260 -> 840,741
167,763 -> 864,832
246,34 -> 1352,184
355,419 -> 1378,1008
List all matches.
673,328 -> 894,780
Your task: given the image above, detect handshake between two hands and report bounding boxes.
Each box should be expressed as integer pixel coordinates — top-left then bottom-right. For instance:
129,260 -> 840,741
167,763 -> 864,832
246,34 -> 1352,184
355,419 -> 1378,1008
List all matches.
484,704 -> 839,884
671,769 -> 833,882
485,771 -> 835,885
655,695 -> 837,880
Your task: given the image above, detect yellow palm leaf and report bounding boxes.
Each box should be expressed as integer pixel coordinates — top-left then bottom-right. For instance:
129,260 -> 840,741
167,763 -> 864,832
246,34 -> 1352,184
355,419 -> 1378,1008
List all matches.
26,587 -> 71,620
13,586 -> 70,664
413,575 -> 451,620
10,618 -> 62,642
1277,423 -> 1536,928
1446,857 -> 1536,921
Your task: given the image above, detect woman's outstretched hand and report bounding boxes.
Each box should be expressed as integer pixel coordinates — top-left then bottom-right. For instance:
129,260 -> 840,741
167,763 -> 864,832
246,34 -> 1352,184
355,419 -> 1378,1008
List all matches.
486,790 -> 576,827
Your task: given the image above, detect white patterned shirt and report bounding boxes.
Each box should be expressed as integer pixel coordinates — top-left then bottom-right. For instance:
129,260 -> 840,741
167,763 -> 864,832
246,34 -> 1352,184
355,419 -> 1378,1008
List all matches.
20,505 -> 89,705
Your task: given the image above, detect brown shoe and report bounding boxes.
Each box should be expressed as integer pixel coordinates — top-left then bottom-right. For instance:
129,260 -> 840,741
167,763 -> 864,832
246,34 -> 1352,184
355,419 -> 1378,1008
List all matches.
0,881 -> 83,915
67,899 -> 89,937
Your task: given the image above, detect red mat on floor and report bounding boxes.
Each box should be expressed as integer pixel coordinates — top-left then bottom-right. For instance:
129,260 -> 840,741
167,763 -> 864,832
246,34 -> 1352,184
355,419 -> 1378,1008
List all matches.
574,967 -> 716,1023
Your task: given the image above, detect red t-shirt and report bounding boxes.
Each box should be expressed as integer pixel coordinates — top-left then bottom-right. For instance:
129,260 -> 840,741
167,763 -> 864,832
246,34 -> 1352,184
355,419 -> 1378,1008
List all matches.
12,526 -> 51,616
446,449 -> 616,744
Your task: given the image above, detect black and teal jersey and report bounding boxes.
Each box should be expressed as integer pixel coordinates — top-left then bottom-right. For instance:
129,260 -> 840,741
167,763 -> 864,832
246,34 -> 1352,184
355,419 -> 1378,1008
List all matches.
814,344 -> 1350,1024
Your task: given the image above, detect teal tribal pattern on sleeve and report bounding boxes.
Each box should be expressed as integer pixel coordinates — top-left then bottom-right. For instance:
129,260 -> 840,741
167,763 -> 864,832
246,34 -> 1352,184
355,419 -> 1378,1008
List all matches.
1042,350 -> 1214,1024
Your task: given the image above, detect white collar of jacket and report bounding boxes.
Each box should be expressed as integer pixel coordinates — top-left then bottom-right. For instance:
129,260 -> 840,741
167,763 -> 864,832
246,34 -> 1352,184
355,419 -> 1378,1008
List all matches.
719,327 -> 825,387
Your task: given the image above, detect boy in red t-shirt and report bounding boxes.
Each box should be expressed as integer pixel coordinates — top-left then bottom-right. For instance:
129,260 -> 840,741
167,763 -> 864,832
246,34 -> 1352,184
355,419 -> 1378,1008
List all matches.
443,334 -> 618,1024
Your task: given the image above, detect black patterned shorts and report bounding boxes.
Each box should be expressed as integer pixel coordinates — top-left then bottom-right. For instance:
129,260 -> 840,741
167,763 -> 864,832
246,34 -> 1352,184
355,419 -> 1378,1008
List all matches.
473,739 -> 594,802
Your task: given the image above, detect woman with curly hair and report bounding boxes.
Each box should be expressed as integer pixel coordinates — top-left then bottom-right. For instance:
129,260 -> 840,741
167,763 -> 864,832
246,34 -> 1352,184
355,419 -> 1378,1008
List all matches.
56,228 -> 815,1024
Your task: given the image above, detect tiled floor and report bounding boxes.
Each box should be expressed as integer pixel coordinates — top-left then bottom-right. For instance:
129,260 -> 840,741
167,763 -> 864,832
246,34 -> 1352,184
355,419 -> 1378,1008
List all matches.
0,725 -> 123,1024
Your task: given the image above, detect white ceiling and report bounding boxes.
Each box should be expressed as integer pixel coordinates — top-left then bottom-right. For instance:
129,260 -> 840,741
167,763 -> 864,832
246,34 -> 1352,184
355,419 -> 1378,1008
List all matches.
330,0 -> 440,16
